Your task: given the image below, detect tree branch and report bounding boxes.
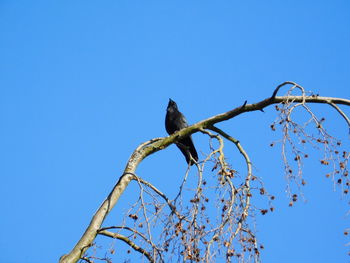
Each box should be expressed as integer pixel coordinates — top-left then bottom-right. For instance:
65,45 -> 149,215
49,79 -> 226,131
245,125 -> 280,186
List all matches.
98,230 -> 154,262
59,82 -> 349,263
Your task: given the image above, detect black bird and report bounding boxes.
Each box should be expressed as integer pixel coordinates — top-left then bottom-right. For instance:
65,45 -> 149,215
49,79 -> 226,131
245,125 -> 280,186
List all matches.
165,99 -> 198,165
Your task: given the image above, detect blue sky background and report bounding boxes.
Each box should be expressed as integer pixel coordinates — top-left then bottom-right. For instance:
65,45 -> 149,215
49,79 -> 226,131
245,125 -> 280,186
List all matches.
1,1 -> 350,262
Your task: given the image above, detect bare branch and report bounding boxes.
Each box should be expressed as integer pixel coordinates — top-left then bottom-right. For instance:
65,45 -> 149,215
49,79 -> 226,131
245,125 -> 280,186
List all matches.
328,102 -> 350,129
98,230 -> 154,262
133,176 -> 184,220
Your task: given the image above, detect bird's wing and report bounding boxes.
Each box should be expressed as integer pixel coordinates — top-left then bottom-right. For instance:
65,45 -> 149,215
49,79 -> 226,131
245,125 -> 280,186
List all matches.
178,112 -> 189,129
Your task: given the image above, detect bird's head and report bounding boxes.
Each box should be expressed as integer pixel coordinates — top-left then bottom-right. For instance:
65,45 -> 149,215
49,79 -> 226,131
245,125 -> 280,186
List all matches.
167,98 -> 178,111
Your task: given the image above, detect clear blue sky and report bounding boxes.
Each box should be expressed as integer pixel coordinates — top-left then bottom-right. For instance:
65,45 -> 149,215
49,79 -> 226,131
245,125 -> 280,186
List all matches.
1,1 -> 349,262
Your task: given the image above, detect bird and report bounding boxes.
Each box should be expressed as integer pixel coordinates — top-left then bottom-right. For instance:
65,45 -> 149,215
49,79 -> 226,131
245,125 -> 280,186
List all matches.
165,98 -> 198,165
